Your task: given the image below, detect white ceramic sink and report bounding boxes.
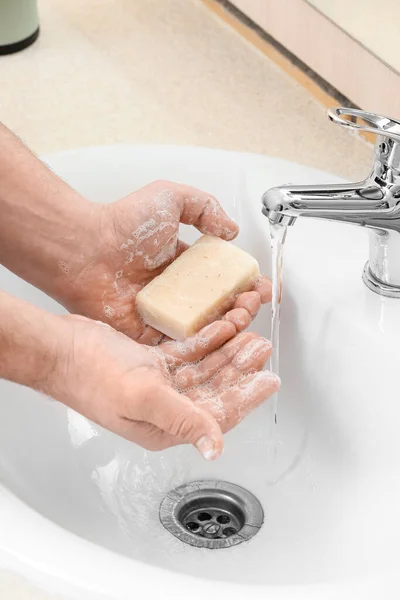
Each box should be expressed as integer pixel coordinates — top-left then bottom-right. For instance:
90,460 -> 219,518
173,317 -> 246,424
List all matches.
0,145 -> 399,600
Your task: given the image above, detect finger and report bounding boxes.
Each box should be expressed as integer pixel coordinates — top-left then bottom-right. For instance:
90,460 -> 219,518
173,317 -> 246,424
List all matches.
191,336 -> 272,394
253,276 -> 272,303
173,184 -> 239,241
110,316 -> 145,342
223,307 -> 251,332
137,326 -> 165,346
193,371 -> 280,433
175,239 -> 189,258
136,384 -> 224,460
117,419 -> 178,451
173,331 -> 259,390
117,419 -> 187,452
160,320 -> 236,366
118,412 -> 220,453
233,291 -> 261,318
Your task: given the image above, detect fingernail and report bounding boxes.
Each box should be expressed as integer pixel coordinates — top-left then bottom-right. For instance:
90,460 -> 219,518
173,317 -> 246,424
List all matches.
263,371 -> 281,387
260,337 -> 273,349
274,374 -> 281,387
254,370 -> 281,388
196,436 -> 220,461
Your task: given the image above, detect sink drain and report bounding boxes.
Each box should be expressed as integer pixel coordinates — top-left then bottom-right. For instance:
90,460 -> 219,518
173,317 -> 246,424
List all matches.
159,480 -> 263,549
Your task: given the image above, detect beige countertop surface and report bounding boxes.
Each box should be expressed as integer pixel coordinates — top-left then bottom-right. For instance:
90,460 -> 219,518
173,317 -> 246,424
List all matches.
0,0 -> 371,598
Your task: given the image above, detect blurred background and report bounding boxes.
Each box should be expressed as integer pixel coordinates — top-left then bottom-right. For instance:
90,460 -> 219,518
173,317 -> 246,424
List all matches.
0,0 -> 381,181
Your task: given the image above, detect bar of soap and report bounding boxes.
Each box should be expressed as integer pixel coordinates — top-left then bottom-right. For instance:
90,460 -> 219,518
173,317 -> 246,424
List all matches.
136,235 -> 260,340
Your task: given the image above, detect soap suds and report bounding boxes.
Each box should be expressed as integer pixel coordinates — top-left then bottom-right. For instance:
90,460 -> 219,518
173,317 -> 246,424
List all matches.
118,196 -> 179,270
143,234 -> 177,270
144,332 -> 276,434
166,326 -> 213,357
198,197 -> 237,240
103,305 -> 116,319
150,333 -> 164,347
236,371 -> 280,421
193,391 -> 226,421
132,218 -> 157,242
233,338 -> 271,368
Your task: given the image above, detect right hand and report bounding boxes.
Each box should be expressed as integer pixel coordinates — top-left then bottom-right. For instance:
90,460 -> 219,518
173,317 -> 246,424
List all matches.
53,180 -> 272,344
49,315 -> 280,459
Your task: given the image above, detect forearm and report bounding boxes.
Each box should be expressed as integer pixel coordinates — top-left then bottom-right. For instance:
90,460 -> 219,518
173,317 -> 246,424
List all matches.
0,122 -> 99,301
0,290 -> 65,391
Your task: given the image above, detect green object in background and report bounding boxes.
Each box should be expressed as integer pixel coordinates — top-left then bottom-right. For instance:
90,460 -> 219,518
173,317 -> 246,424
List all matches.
0,0 -> 39,55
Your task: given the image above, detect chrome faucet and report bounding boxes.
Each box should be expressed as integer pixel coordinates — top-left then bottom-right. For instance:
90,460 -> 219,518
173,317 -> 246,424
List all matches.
262,107 -> 400,298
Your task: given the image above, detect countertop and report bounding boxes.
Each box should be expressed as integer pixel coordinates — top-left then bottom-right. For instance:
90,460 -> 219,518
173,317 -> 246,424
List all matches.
0,0 -> 371,598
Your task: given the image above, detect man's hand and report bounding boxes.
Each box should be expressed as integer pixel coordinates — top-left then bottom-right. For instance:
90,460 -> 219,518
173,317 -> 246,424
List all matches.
55,181 -> 272,343
0,125 -> 271,341
0,291 -> 279,458
0,124 -> 280,460
50,316 -> 279,458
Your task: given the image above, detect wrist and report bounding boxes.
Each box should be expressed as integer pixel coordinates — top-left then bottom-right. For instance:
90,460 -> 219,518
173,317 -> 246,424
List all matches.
0,292 -> 67,393
46,197 -> 105,304
0,123 -> 104,303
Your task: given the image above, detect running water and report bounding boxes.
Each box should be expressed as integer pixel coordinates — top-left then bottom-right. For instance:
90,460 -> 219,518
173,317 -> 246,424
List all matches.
269,222 -> 288,424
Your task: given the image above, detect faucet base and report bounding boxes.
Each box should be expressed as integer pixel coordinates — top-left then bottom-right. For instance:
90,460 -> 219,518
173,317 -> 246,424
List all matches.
362,262 -> 400,299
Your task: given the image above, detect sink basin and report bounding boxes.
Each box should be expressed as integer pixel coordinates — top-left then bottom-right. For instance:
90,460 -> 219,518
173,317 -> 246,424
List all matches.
0,145 -> 399,600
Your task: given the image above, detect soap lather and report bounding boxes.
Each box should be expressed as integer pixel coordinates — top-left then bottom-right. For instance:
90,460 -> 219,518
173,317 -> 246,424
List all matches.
136,235 -> 260,340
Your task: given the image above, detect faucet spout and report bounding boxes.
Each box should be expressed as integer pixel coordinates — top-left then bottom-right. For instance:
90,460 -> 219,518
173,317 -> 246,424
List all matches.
262,181 -> 393,232
261,107 -> 400,298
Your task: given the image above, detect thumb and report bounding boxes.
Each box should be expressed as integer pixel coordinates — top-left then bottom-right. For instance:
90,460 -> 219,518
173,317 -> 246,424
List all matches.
142,385 -> 224,460
176,184 -> 239,241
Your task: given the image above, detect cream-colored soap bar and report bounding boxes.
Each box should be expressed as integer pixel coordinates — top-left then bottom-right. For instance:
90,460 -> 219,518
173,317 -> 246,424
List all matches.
136,235 -> 260,340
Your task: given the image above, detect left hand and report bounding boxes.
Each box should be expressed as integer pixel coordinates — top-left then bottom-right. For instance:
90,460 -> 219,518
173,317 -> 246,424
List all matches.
55,180 -> 272,343
48,315 -> 278,456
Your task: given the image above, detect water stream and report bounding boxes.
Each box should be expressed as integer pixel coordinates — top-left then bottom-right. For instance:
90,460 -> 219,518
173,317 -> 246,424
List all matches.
269,222 -> 288,424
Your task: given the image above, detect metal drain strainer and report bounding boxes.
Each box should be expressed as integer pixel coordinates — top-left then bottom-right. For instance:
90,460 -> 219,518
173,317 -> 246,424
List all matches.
159,480 -> 264,549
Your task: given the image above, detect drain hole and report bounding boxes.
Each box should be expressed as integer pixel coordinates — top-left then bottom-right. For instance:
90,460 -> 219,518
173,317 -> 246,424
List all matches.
160,480 -> 264,549
216,514 -> 231,524
197,512 -> 212,521
223,527 -> 237,537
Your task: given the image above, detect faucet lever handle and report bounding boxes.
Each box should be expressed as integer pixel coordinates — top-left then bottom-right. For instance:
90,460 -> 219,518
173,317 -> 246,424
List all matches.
328,107 -> 400,143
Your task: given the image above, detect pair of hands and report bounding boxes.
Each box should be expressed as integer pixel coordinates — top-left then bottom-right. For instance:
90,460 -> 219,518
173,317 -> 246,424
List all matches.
47,181 -> 279,459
